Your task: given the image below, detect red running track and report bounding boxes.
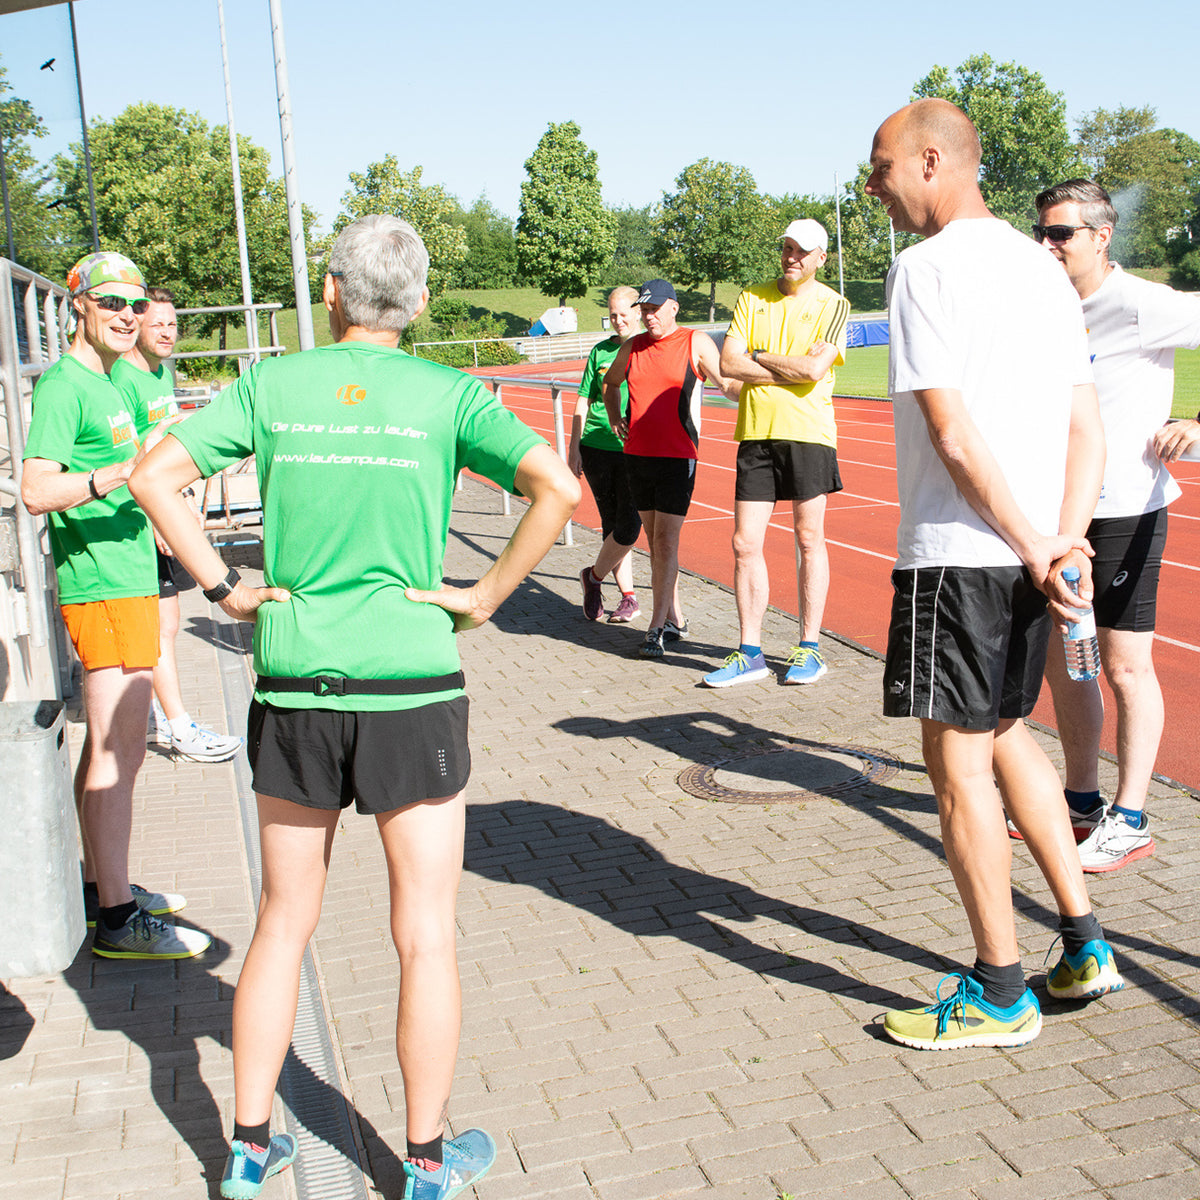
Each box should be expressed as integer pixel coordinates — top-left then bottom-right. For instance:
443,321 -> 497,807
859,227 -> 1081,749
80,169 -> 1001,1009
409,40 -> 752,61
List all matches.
470,361 -> 1200,791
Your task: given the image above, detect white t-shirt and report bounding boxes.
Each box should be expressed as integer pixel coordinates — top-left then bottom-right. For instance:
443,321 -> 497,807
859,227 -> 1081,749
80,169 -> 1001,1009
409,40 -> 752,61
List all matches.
887,219 -> 1093,569
1083,264 -> 1200,518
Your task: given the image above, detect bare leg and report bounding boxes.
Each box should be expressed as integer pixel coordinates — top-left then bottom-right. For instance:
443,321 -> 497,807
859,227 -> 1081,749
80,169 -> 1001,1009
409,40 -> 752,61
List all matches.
152,593 -> 187,722
1098,627 -> 1162,815
641,510 -> 686,630
376,791 -> 466,1144
77,666 -> 153,906
592,534 -> 635,591
732,500 -> 774,646
1044,636 -> 1104,793
921,719 -> 1018,965
993,718 -> 1090,918
232,794 -> 339,1126
792,494 -> 830,644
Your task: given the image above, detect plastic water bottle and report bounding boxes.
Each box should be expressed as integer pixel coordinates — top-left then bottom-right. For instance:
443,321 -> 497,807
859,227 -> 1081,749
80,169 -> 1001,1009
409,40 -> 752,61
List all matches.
1061,566 -> 1100,682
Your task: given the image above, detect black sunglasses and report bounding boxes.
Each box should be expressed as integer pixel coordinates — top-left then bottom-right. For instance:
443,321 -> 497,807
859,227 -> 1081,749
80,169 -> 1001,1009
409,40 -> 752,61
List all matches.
1031,224 -> 1089,245
88,291 -> 150,315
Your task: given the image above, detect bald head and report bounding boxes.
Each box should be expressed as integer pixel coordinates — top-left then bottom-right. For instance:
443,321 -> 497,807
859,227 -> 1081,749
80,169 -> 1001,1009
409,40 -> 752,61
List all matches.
892,99 -> 981,174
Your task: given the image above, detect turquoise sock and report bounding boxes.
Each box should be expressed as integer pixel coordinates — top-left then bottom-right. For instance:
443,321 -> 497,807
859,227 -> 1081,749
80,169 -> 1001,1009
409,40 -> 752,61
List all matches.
739,644 -> 761,657
1110,804 -> 1146,829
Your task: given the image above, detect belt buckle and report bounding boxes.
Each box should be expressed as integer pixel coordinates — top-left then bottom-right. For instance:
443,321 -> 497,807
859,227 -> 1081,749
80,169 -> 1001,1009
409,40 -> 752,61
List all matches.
312,675 -> 346,697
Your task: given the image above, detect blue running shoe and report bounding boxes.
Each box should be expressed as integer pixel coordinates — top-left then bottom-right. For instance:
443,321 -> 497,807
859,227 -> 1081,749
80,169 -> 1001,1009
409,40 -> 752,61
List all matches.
782,645 -> 827,684
883,972 -> 1041,1050
220,1133 -> 297,1199
1046,938 -> 1125,1000
403,1128 -> 497,1200
703,650 -> 769,688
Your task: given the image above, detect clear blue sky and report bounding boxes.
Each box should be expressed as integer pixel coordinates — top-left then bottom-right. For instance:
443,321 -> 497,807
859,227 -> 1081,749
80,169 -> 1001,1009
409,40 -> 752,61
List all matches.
3,0 -> 1196,236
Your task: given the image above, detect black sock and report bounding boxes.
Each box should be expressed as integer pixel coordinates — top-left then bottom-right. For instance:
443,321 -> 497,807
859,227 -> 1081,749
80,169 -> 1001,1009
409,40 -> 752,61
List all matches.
100,901 -> 138,931
971,959 -> 1026,1009
407,1135 -> 443,1166
1064,787 -> 1103,815
234,1119 -> 270,1149
82,881 -> 99,900
1059,911 -> 1103,957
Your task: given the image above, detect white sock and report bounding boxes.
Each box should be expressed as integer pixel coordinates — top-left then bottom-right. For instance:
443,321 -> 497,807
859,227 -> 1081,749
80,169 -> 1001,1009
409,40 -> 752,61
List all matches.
168,714 -> 195,738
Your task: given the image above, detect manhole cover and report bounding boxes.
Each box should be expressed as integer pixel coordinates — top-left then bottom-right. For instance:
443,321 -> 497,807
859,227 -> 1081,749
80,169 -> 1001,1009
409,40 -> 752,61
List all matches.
676,743 -> 900,805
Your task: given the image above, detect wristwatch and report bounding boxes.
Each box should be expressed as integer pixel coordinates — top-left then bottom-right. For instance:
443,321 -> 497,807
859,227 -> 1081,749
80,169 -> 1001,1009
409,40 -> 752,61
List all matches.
751,349 -> 761,364
203,567 -> 241,602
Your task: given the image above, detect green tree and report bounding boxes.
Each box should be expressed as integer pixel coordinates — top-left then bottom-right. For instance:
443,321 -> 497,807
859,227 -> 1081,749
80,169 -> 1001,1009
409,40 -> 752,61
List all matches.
0,55 -> 72,276
447,194 -> 516,289
838,163 -> 920,280
602,202 -> 656,287
1075,105 -> 1157,176
653,159 -> 773,322
335,156 -> 467,294
54,102 -> 317,339
516,120 -> 615,307
912,55 -> 1080,227
1099,128 -> 1200,267
764,192 -> 839,280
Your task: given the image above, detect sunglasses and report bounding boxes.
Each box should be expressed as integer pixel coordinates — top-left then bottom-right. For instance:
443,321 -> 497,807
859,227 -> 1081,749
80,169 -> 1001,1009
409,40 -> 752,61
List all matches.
88,291 -> 150,315
1031,224 -> 1089,245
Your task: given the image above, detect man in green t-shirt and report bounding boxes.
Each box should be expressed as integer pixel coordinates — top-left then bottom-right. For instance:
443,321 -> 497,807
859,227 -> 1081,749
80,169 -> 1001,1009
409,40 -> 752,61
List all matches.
130,214 -> 580,1200
568,285 -> 643,623
113,286 -> 244,764
22,252 -> 211,964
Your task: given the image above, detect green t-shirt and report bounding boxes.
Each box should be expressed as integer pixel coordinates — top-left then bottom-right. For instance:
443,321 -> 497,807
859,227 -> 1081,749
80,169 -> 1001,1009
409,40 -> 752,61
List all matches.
171,341 -> 543,711
23,354 -> 158,603
577,336 -> 627,452
111,356 -> 178,434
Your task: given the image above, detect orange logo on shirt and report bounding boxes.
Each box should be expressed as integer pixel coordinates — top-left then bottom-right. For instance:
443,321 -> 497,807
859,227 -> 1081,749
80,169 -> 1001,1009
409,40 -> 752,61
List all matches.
337,384 -> 366,404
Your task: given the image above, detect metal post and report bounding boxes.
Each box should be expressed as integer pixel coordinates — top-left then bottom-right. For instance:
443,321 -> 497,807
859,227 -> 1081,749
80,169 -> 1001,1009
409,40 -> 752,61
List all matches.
23,278 -> 42,364
889,220 -> 896,263
834,171 -> 845,297
0,132 -> 15,262
268,0 -> 314,351
217,0 -> 259,360
550,385 -> 572,547
493,382 -> 511,515
68,3 -> 99,251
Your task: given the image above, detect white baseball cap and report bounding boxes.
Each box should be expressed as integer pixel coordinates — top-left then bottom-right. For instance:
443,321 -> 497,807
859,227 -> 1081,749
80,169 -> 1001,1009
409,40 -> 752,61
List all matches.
781,218 -> 829,253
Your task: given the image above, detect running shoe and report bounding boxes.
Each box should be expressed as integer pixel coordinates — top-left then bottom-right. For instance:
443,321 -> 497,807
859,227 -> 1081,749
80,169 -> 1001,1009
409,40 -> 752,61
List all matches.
1046,938 -> 1125,1001
639,627 -> 665,658
147,698 -> 169,745
85,882 -> 187,929
220,1133 -> 298,1199
703,650 -> 769,688
92,909 -> 212,960
1076,811 -> 1155,873
403,1128 -> 496,1200
1008,798 -> 1106,843
782,645 -> 827,684
882,972 -> 1042,1050
608,594 -> 640,624
663,619 -> 689,643
580,567 -> 604,621
170,721 -> 245,763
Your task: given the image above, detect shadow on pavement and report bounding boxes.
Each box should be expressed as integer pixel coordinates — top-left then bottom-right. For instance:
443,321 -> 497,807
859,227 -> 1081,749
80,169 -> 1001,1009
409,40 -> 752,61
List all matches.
0,982 -> 35,1061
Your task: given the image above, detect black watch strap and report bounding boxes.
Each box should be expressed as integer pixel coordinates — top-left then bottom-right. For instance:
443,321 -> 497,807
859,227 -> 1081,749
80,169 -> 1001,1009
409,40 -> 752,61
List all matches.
203,567 -> 241,602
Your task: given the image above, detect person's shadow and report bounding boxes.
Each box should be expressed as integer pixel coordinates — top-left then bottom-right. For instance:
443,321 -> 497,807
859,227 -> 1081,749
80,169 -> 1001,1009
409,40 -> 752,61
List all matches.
61,929 -> 393,1197
0,982 -> 35,1061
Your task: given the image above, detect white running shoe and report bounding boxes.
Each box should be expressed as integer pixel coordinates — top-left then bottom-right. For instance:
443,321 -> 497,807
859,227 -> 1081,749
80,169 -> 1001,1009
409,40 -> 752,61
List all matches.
1077,811 -> 1155,873
170,721 -> 244,763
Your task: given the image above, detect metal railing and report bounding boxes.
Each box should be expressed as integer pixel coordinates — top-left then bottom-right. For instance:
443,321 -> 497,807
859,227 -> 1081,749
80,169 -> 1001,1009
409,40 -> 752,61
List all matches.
172,302 -> 285,377
1,259 -> 72,700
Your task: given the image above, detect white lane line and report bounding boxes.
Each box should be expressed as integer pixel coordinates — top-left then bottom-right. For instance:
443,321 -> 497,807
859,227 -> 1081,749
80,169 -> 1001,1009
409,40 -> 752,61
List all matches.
1155,633 -> 1200,653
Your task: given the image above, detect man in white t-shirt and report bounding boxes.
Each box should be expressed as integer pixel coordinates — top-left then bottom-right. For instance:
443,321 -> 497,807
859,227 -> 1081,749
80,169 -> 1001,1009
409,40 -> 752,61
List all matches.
865,99 -> 1122,1051
1034,179 -> 1200,873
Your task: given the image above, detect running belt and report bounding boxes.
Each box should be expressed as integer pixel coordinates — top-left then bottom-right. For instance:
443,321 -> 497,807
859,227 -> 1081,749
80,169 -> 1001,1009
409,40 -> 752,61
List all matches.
255,672 -> 464,698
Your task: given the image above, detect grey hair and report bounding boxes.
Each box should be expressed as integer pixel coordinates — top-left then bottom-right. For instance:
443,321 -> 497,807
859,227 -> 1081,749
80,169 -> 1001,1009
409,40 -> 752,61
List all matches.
328,214 -> 429,332
1035,179 -> 1119,231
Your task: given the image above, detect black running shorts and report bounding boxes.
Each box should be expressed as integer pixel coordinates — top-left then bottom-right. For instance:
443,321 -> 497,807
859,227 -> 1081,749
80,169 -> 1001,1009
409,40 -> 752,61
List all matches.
1087,507 -> 1168,632
624,453 -> 697,517
247,696 -> 470,814
579,444 -> 643,546
734,440 -> 843,504
883,565 -> 1050,732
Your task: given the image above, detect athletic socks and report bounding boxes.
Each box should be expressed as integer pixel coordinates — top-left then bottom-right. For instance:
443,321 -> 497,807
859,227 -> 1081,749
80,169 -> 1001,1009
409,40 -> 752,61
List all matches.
1059,911 -> 1105,957
407,1135 -> 443,1169
800,639 -> 819,650
100,900 -> 138,931
234,1119 -> 271,1150
1064,787 -> 1103,815
168,713 -> 196,739
971,959 -> 1027,1009
739,644 -> 762,658
1110,804 -> 1147,830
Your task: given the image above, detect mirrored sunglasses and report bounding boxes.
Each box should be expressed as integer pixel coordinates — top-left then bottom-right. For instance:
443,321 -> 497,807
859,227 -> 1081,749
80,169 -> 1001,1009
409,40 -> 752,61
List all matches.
1031,224 -> 1088,245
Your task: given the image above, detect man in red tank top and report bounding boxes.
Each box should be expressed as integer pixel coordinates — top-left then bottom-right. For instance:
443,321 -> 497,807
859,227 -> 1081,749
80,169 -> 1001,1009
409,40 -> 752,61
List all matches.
603,280 -> 738,657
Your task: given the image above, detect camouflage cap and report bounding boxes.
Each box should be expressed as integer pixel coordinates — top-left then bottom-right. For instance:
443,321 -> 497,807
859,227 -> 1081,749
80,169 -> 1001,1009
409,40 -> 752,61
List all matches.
66,251 -> 145,296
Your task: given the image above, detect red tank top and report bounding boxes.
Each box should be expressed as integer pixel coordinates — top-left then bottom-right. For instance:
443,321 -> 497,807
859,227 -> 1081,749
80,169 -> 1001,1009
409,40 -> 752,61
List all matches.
623,327 -> 702,459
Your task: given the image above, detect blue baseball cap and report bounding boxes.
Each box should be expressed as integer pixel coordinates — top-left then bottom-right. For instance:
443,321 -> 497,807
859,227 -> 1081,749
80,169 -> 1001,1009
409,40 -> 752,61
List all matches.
636,279 -> 677,306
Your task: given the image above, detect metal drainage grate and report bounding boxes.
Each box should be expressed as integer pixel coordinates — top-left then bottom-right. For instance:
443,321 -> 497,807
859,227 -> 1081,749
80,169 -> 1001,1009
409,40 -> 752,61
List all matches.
676,742 -> 900,805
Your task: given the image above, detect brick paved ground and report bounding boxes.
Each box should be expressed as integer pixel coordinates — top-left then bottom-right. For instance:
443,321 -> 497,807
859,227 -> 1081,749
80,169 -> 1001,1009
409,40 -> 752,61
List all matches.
3,477 -> 1200,1200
